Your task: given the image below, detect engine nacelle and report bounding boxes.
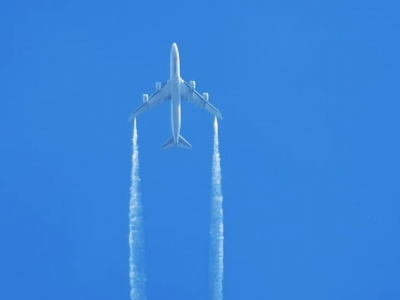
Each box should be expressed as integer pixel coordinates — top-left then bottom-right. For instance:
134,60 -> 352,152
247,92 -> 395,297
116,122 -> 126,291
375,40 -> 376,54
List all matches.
203,92 -> 209,102
156,81 -> 161,91
189,81 -> 196,90
143,94 -> 149,103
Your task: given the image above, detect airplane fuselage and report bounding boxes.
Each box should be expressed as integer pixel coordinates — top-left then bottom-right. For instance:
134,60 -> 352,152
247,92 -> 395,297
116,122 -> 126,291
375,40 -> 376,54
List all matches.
169,43 -> 182,145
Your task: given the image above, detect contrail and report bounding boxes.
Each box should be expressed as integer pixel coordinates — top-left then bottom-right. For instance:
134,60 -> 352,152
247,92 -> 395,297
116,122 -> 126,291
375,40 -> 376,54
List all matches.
210,117 -> 224,300
129,118 -> 146,300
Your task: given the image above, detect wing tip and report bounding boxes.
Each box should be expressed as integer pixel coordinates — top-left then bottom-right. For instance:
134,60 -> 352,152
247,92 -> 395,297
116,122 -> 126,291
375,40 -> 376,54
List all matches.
128,115 -> 135,122
214,111 -> 223,120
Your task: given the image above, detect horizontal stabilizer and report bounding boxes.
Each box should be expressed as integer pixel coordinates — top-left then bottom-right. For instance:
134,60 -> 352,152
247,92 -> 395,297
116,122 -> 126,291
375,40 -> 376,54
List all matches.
177,135 -> 192,149
161,137 -> 175,149
161,135 -> 192,150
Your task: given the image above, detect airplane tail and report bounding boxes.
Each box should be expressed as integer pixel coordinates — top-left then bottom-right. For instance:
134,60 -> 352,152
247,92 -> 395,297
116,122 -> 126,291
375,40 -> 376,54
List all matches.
161,135 -> 192,150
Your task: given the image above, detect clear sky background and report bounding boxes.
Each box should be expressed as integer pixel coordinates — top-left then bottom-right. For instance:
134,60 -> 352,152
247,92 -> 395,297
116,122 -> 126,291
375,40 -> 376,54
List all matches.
0,0 -> 399,299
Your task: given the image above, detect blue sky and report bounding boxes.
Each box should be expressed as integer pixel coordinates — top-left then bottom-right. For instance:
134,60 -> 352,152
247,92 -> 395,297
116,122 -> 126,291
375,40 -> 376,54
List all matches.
1,0 -> 399,299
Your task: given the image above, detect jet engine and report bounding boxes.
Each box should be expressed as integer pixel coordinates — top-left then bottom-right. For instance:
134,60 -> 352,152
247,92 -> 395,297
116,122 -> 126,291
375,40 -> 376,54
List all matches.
156,81 -> 161,91
203,92 -> 209,102
189,81 -> 196,90
143,94 -> 149,103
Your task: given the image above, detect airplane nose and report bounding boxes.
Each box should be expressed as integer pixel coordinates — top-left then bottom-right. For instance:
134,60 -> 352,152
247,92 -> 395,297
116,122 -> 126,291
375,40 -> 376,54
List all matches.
171,43 -> 179,58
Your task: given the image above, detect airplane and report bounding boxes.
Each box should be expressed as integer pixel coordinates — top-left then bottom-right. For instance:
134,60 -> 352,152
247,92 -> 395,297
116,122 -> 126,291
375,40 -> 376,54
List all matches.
128,43 -> 223,149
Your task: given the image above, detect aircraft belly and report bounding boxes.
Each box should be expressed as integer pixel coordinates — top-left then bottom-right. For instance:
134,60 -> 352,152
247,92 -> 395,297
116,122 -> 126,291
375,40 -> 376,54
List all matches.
170,83 -> 181,143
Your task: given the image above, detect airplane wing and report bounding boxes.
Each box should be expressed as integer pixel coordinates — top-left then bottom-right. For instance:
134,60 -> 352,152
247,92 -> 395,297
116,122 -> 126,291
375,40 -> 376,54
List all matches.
181,81 -> 223,119
129,82 -> 171,121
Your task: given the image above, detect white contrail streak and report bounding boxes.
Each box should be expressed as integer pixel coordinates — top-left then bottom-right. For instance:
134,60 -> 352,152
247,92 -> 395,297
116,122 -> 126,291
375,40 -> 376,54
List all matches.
210,117 -> 224,300
129,118 -> 146,300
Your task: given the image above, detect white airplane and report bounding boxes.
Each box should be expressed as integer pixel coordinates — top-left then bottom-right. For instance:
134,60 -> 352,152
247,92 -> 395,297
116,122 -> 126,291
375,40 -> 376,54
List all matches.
129,43 -> 223,149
